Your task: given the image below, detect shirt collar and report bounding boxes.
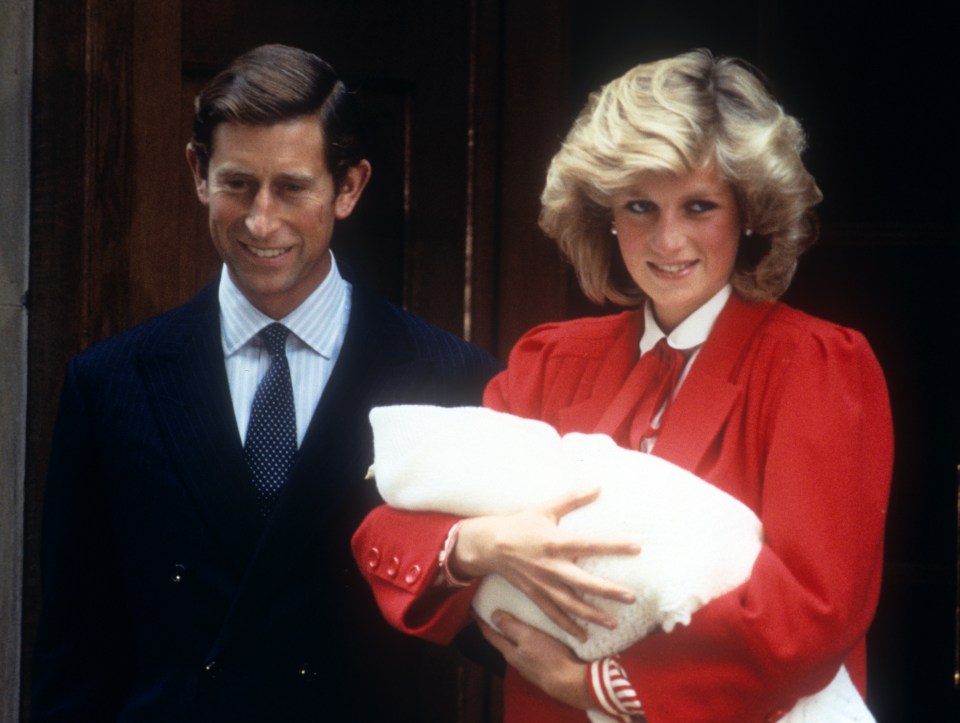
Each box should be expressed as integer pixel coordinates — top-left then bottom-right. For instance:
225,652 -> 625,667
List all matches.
219,253 -> 350,359
639,284 -> 732,356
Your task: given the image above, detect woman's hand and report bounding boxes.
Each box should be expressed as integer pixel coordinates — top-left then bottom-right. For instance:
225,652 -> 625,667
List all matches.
478,610 -> 593,711
450,487 -> 640,641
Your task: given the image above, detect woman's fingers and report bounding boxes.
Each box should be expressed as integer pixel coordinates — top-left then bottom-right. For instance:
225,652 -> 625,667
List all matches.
479,611 -> 594,711
560,535 -> 642,560
541,487 -> 602,521
454,490 -> 641,637
477,615 -> 513,652
544,555 -> 637,603
509,561 -> 633,638
516,580 -> 591,641
540,488 -> 642,560
478,610 -> 557,658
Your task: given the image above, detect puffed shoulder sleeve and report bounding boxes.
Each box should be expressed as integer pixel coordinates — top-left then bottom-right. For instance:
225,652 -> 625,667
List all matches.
620,320 -> 893,723
483,317 -> 628,423
483,322 -> 564,416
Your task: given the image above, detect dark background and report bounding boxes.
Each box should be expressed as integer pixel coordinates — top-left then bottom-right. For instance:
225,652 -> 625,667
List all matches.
24,0 -> 958,719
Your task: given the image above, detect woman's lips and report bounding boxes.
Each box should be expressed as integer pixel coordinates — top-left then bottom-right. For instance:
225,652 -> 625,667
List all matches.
648,260 -> 697,275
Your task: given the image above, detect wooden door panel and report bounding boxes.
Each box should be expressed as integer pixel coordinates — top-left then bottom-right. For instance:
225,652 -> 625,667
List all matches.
32,2 -> 958,721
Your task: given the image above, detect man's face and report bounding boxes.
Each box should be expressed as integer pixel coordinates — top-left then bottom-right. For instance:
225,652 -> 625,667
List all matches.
188,117 -> 369,319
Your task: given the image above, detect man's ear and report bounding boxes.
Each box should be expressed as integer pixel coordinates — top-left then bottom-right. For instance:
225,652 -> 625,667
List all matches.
185,143 -> 210,205
333,160 -> 372,220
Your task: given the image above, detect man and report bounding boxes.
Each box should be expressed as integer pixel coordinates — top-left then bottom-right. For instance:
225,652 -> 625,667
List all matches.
31,44 -> 499,722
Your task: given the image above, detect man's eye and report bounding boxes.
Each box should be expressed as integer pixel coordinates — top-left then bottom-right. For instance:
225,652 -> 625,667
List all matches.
224,179 -> 251,191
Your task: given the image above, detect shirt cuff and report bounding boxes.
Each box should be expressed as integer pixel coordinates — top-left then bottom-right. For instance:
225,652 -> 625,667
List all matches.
588,657 -> 645,721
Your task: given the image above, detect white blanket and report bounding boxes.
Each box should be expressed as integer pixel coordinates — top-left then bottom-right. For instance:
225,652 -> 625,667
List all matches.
368,404 -> 874,722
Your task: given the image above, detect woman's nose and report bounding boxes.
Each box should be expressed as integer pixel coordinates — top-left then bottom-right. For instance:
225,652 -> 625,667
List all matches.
650,215 -> 685,254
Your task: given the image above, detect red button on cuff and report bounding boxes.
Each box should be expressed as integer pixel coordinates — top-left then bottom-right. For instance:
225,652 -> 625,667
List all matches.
386,556 -> 400,577
404,564 -> 422,584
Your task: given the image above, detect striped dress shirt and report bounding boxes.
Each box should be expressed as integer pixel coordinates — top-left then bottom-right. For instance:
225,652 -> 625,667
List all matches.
219,254 -> 352,446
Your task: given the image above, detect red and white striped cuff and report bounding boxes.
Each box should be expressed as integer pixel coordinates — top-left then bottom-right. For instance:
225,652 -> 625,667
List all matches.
588,656 -> 644,721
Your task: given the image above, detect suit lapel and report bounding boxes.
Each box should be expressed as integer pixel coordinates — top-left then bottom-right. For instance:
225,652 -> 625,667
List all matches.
207,280 -> 421,655
137,285 -> 264,570
556,312 -> 644,435
270,278 -> 419,531
653,296 -> 775,471
555,296 -> 776,475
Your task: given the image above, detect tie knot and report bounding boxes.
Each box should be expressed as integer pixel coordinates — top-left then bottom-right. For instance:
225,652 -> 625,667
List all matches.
654,338 -> 684,364
259,323 -> 290,358
650,339 -> 687,389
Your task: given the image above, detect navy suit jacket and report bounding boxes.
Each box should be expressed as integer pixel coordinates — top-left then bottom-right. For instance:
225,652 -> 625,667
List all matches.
32,276 -> 500,722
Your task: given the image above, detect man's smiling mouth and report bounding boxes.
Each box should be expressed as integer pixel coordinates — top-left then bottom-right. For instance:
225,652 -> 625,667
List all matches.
242,242 -> 291,259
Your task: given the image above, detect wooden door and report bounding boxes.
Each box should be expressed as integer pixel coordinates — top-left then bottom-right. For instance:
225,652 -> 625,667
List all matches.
25,1 -> 959,721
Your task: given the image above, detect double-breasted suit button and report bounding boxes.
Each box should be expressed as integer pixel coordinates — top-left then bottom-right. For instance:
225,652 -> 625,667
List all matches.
386,556 -> 400,578
203,660 -> 219,679
404,564 -> 422,585
298,663 -> 317,678
365,547 -> 381,570
170,564 -> 186,583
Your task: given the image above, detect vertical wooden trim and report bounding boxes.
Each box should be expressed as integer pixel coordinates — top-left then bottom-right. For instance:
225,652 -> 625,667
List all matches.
464,0 -> 480,342
23,1 -> 93,715
403,4 -> 471,336
129,1 -> 186,315
79,0 -> 136,343
465,0 -> 502,355
1,0 -> 33,718
495,0 -> 572,356
467,0 -> 577,361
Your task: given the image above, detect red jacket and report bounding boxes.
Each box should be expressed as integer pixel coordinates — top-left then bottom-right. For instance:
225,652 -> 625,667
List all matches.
352,295 -> 893,723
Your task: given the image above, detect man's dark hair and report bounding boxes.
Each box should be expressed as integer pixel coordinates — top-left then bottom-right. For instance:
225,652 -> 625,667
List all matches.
190,44 -> 366,187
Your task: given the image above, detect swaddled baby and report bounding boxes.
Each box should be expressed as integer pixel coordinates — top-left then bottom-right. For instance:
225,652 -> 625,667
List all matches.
367,404 -> 874,723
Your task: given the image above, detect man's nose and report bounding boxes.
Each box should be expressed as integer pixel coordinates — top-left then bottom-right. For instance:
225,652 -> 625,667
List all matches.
245,188 -> 282,238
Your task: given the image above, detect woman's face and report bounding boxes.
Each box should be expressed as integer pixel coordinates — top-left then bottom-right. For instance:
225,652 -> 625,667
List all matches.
612,165 -> 742,332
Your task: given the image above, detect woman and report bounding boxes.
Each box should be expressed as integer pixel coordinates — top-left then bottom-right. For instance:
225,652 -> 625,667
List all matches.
352,49 -> 892,722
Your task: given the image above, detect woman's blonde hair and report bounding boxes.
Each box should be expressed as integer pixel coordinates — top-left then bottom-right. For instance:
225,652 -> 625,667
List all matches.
539,49 -> 823,305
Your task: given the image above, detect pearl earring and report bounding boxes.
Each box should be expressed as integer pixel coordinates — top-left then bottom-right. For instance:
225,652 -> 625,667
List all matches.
744,228 -> 754,237
610,223 -> 618,236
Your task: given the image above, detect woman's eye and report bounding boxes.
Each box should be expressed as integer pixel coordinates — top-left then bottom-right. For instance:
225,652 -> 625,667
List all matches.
688,200 -> 717,213
626,200 -> 653,214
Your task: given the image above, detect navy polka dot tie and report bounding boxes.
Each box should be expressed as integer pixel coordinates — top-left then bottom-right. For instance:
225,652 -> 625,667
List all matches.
244,323 -> 297,516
